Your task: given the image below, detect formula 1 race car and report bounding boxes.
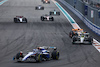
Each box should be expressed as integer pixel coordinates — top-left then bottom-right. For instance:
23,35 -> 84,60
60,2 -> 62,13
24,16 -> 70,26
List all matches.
42,0 -> 50,4
13,46 -> 59,62
72,33 -> 93,44
50,10 -> 60,15
69,29 -> 83,38
35,5 -> 44,10
41,14 -> 54,21
14,16 -> 27,23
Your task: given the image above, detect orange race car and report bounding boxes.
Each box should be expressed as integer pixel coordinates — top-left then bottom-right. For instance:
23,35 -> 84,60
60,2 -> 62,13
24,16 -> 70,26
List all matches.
69,29 -> 83,38
42,0 -> 50,4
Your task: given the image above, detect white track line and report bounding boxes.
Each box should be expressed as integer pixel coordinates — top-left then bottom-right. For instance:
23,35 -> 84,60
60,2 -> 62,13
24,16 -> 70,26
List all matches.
0,0 -> 8,5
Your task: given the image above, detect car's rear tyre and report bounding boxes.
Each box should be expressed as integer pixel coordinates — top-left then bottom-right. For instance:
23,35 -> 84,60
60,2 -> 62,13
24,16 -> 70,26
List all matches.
69,31 -> 76,38
42,7 -> 44,10
52,51 -> 59,60
69,32 -> 72,38
51,17 -> 54,21
58,12 -> 60,15
69,31 -> 73,38
50,12 -> 52,15
88,37 -> 93,45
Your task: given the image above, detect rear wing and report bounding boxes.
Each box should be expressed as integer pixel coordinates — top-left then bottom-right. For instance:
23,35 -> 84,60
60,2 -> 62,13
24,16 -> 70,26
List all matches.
16,16 -> 23,17
39,46 -> 57,50
72,29 -> 83,31
84,33 -> 89,35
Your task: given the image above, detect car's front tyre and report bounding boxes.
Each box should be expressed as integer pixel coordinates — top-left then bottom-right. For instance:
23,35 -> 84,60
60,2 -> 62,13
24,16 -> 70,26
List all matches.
41,17 -> 44,21
14,18 -> 17,23
35,54 -> 42,62
25,18 -> 27,23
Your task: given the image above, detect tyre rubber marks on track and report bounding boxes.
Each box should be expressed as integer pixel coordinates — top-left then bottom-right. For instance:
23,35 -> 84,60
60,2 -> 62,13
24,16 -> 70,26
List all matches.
0,0 -> 8,5
52,0 -> 100,52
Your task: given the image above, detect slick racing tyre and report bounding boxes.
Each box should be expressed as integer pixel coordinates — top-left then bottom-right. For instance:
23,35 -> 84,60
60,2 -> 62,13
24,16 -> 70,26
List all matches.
16,53 -> 23,59
88,37 -> 93,45
50,12 -> 52,15
52,50 -> 59,60
72,36 -> 77,44
69,31 -> 74,38
14,18 -> 17,23
51,17 -> 54,21
35,7 -> 37,10
41,17 -> 44,21
42,7 -> 44,10
15,52 -> 24,62
48,1 -> 50,4
35,54 -> 42,62
57,12 -> 60,15
58,12 -> 60,15
25,18 -> 27,23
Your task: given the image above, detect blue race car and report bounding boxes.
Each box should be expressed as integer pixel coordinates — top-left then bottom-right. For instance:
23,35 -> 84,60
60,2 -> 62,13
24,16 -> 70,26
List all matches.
13,46 -> 59,62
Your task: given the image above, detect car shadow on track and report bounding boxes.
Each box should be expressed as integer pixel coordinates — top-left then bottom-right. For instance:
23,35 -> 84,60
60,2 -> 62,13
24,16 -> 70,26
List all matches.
14,59 -> 61,64
72,43 -> 92,45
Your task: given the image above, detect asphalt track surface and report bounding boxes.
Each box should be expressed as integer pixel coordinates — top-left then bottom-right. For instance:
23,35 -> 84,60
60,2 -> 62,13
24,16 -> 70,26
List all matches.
0,0 -> 2,1
0,0 -> 3,2
0,0 -> 100,67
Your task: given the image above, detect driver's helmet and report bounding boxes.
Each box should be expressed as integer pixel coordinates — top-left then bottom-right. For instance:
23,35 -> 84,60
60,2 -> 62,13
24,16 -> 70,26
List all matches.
37,47 -> 45,50
20,51 -> 23,53
54,9 -> 55,11
37,47 -> 40,50
37,47 -> 42,50
19,51 -> 23,56
33,49 -> 36,52
78,29 -> 80,30
54,47 -> 57,50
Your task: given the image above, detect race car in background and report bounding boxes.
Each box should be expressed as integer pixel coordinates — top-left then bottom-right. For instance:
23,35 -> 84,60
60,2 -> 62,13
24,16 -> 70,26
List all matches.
41,0 -> 45,2
69,29 -> 83,38
41,14 -> 54,21
13,46 -> 59,62
14,16 -> 27,23
35,5 -> 44,10
50,10 -> 60,15
42,0 -> 50,4
72,33 -> 93,44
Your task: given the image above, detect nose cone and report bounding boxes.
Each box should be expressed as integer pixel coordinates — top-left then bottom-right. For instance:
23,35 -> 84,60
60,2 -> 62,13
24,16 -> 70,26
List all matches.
80,37 -> 84,43
19,18 -> 23,22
